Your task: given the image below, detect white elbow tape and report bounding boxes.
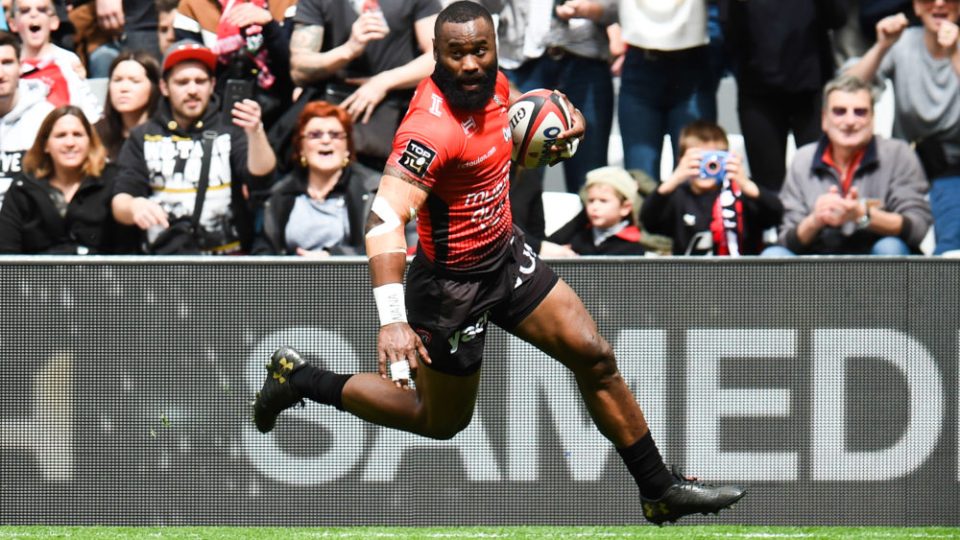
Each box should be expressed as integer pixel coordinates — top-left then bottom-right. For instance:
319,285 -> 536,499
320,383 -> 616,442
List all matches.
366,196 -> 402,238
373,283 -> 407,326
390,359 -> 411,381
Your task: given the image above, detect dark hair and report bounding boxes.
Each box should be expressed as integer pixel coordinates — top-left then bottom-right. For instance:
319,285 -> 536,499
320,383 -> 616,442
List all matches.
99,51 -> 162,160
0,31 -> 21,59
291,101 -> 355,166
678,120 -> 729,155
24,105 -> 106,179
154,0 -> 179,13
435,1 -> 494,37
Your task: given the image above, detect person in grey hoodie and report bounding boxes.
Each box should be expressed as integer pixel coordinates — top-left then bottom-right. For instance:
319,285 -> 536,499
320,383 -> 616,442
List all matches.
764,74 -> 932,256
0,30 -> 54,207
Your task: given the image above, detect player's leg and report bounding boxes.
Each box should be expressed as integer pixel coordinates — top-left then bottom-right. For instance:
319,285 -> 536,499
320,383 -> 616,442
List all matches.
252,345 -> 481,440
509,278 -> 745,524
254,259 -> 489,439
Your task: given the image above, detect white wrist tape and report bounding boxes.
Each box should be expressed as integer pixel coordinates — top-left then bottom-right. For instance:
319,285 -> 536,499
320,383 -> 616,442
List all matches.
390,359 -> 411,381
373,283 -> 407,326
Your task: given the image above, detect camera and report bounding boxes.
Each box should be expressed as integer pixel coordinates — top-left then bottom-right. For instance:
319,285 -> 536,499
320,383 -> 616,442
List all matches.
699,150 -> 729,184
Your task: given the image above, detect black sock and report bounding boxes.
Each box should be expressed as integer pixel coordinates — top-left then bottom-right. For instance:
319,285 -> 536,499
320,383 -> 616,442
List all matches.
617,431 -> 675,499
290,365 -> 353,411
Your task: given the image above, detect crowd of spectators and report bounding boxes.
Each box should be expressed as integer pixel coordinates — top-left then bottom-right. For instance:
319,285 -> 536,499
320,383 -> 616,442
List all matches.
0,0 -> 954,257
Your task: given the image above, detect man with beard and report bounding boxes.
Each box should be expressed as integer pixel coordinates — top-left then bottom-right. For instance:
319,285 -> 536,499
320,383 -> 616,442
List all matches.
253,1 -> 745,525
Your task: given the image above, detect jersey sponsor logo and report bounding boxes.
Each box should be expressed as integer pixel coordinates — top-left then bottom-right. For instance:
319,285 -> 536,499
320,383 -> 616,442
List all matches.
503,126 -> 511,142
448,311 -> 490,354
429,94 -> 444,117
398,139 -> 437,178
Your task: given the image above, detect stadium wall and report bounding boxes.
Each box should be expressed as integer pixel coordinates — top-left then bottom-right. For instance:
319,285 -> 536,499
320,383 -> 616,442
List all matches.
0,257 -> 956,526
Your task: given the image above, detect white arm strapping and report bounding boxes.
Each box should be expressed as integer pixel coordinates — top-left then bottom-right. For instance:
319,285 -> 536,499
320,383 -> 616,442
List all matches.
373,283 -> 407,326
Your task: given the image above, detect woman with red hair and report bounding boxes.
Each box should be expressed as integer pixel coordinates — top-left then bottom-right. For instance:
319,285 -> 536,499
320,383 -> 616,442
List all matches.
255,101 -> 387,256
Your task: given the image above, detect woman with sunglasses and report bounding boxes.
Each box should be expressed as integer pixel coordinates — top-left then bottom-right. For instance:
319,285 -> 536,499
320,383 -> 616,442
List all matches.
255,101 -> 387,256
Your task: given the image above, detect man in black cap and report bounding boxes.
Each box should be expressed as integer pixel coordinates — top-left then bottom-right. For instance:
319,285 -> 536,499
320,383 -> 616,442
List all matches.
111,40 -> 276,254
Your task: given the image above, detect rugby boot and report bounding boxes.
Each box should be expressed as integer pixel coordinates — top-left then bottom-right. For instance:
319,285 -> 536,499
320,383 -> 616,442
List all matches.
640,466 -> 746,525
252,346 -> 308,433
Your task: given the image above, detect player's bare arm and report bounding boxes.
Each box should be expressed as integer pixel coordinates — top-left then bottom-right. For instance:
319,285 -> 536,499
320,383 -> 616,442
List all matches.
365,171 -> 432,387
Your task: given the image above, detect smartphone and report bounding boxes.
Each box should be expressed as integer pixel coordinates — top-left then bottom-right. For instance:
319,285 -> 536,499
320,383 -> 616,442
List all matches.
222,79 -> 254,114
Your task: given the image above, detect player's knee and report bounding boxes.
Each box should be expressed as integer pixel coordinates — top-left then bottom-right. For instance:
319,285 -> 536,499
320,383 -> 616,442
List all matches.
574,337 -> 619,383
416,409 -> 474,440
420,418 -> 471,440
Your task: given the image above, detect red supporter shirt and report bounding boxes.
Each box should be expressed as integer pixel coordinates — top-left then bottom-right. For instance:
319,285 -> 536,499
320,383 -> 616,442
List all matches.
387,72 -> 514,273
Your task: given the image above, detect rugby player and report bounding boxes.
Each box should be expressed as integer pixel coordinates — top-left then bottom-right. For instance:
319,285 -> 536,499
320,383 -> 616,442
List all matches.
253,1 -> 745,525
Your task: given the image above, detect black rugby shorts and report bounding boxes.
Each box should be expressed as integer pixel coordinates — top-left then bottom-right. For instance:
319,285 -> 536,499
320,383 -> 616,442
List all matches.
405,229 -> 559,376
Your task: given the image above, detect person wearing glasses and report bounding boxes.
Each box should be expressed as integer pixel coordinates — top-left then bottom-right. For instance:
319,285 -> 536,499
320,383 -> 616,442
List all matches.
255,101 -> 395,256
845,0 -> 960,254
762,75 -> 931,256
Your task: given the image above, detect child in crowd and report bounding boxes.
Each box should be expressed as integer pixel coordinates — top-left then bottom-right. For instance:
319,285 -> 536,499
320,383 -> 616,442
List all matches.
12,0 -> 100,120
640,120 -> 783,255
547,166 -> 646,256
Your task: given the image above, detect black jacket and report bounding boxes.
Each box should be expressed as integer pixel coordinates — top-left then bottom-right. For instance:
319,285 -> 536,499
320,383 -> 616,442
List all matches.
113,95 -> 274,254
641,184 -> 783,255
0,164 -> 139,254
254,163 -> 381,255
547,211 -> 646,256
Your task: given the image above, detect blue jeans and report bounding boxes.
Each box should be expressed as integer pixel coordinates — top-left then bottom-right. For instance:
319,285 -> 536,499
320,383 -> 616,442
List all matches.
505,54 -> 614,193
618,45 -> 711,180
760,236 -> 911,256
929,175 -> 960,254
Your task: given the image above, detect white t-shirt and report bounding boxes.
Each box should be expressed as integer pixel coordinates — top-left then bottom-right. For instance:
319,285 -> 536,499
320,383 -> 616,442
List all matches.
618,0 -> 708,51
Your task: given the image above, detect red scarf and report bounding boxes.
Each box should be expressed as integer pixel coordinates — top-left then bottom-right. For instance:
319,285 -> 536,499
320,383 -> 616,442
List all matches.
214,0 -> 275,89
709,178 -> 744,256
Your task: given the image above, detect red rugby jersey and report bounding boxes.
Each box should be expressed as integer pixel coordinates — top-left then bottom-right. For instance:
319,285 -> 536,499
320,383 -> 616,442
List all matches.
387,72 -> 514,273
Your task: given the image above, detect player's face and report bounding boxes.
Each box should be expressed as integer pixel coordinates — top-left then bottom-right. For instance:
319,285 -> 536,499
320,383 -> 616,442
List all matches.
914,0 -> 960,33
161,62 -> 214,125
432,16 -> 498,110
299,115 -> 350,175
44,113 -> 90,172
0,45 -> 20,100
822,89 -> 874,154
109,60 -> 153,115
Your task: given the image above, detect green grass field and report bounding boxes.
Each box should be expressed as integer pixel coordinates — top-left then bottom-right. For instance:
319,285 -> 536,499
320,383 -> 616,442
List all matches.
2,527 -> 960,539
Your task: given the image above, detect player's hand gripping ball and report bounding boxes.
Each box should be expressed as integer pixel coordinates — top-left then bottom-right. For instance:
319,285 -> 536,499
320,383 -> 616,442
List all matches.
508,89 -> 579,168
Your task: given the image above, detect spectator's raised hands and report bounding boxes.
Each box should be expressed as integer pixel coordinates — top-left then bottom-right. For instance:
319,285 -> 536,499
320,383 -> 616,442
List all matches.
341,75 -> 390,123
223,3 -> 272,29
876,13 -> 909,48
663,148 -> 703,191
231,98 -> 264,134
346,11 -> 390,58
96,0 -> 125,32
937,18 -> 960,49
724,152 -> 760,199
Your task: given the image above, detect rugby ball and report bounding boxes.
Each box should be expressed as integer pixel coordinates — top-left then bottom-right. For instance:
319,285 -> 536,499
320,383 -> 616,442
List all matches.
508,89 -> 579,168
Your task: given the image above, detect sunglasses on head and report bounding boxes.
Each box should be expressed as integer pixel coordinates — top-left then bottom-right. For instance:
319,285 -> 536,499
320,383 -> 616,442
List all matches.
303,130 -> 347,141
830,106 -> 870,118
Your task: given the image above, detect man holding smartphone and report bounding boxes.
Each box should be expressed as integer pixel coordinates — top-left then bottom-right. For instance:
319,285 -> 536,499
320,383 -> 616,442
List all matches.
111,40 -> 277,255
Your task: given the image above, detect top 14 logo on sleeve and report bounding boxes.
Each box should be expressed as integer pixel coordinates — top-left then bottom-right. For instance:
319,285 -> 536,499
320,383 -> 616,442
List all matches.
399,140 -> 436,178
